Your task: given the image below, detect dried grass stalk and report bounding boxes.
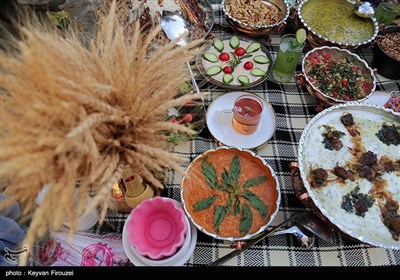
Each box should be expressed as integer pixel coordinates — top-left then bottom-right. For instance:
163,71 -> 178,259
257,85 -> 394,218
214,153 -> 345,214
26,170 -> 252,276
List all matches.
0,1 -> 207,265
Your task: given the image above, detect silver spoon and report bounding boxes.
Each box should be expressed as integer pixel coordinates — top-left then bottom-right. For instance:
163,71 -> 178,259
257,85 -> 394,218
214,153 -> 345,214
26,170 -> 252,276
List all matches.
269,224 -> 316,248
349,0 -> 375,18
161,10 -> 200,94
208,211 -> 334,266
272,222 -> 316,248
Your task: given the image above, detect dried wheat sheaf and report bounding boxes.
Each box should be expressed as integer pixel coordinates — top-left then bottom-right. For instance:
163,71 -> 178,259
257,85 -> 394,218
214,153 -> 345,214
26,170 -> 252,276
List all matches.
0,3 -> 206,264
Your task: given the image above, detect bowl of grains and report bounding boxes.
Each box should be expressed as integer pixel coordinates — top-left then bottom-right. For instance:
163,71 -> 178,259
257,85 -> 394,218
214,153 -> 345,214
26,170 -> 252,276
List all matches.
222,0 -> 290,37
372,25 -> 400,80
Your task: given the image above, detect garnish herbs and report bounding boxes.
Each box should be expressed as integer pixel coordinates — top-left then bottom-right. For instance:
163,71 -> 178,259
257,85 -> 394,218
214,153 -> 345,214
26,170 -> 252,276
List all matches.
193,155 -> 268,235
341,186 -> 375,217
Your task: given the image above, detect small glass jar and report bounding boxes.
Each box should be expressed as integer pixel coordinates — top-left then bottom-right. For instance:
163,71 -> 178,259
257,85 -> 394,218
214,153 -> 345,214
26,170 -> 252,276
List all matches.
384,91 -> 400,112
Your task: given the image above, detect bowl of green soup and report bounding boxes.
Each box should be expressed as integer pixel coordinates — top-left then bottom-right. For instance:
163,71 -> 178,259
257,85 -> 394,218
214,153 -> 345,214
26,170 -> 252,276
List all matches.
298,0 -> 379,50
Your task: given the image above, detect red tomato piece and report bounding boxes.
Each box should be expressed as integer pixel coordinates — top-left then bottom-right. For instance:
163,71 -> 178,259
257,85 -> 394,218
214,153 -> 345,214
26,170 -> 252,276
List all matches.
234,47 -> 246,56
243,61 -> 254,70
219,52 -> 230,62
223,66 -> 233,74
180,114 -> 193,124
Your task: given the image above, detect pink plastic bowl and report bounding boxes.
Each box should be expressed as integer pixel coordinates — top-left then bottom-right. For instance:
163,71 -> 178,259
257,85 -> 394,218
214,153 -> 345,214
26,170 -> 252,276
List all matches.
127,197 -> 188,260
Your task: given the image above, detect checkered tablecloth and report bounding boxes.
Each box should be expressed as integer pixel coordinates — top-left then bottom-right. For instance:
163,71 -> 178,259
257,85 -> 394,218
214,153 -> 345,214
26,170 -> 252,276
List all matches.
97,1 -> 400,266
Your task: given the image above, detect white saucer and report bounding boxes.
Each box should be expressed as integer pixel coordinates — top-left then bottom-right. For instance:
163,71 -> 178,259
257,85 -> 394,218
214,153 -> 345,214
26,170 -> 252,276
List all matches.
361,91 -> 391,106
122,211 -> 197,266
206,92 -> 276,149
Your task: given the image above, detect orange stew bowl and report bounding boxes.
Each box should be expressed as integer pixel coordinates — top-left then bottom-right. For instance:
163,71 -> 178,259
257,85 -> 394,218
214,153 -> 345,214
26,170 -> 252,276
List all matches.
181,147 -> 280,241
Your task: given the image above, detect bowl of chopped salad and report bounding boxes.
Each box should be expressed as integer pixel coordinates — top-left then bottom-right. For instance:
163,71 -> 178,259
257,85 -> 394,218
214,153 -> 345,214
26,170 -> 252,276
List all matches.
300,46 -> 376,105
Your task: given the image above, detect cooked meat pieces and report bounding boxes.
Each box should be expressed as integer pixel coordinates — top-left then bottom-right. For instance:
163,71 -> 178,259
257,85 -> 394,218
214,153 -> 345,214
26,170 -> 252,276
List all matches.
340,113 -> 354,126
379,156 -> 396,172
361,151 -> 378,166
334,164 -> 348,179
347,170 -> 356,181
388,216 -> 400,235
358,165 -> 376,181
376,124 -> 400,146
329,137 -> 343,151
385,200 -> 399,212
354,198 -> 370,214
311,168 -> 328,187
322,126 -> 345,151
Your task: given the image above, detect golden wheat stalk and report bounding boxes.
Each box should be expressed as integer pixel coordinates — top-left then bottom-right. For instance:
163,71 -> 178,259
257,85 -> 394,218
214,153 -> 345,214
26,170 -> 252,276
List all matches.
0,1 -> 207,265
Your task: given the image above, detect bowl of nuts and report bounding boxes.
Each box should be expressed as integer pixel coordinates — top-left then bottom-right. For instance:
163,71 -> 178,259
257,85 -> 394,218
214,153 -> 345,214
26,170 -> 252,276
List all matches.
372,25 -> 400,80
222,0 -> 290,37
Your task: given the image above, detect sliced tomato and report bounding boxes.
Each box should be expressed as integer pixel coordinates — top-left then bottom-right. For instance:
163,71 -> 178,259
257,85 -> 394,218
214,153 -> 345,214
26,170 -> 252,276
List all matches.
234,47 -> 246,57
243,61 -> 254,70
180,114 -> 193,124
219,52 -> 230,62
223,66 -> 233,74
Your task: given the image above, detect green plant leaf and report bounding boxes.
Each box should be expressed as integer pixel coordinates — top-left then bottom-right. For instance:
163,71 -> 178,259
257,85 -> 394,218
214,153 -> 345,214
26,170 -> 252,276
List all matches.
227,195 -> 234,215
215,184 -> 231,192
241,190 -> 268,218
234,197 -> 241,215
240,204 -> 253,234
230,155 -> 241,185
243,176 -> 267,188
193,195 -> 217,211
214,206 -> 227,233
202,159 -> 218,189
221,168 -> 232,187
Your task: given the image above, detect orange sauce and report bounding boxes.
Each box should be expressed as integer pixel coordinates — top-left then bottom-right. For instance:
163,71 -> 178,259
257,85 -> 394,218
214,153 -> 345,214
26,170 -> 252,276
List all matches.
182,149 -> 279,238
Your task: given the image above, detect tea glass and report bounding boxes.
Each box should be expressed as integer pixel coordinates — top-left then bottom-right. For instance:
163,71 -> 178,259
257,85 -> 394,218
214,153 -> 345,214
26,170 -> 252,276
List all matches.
232,94 -> 264,134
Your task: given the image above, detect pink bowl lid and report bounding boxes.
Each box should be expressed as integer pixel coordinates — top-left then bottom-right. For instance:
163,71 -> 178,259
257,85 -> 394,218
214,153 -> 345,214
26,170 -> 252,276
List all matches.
127,197 -> 188,260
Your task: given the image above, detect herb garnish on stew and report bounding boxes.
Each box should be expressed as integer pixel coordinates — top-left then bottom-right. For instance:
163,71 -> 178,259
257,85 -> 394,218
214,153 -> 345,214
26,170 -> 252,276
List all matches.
306,51 -> 373,101
193,155 -> 268,235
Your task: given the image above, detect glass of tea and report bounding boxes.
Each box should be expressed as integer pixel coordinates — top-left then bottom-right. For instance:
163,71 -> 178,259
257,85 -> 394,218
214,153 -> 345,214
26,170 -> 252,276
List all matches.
232,94 -> 264,134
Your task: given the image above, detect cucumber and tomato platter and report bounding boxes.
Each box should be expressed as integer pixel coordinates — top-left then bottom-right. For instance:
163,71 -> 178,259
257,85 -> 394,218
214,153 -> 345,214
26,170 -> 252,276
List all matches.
200,35 -> 272,88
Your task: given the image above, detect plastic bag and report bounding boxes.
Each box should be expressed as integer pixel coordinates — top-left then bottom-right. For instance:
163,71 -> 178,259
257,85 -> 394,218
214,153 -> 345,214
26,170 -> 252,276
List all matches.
31,232 -> 131,266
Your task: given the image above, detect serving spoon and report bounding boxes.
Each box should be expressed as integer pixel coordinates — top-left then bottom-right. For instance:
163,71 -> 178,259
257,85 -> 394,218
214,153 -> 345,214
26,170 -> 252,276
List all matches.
161,10 -> 200,94
208,211 -> 334,266
348,0 -> 375,18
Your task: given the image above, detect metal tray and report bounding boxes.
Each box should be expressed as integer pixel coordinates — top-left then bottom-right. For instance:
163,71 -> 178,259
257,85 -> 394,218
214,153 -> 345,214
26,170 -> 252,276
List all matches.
294,103 -> 400,250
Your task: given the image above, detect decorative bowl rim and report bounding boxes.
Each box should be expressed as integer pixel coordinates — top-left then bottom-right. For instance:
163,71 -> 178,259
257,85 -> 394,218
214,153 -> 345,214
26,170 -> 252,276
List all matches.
127,196 -> 188,259
301,46 -> 377,104
298,0 -> 379,47
222,0 -> 290,29
180,146 -> 281,241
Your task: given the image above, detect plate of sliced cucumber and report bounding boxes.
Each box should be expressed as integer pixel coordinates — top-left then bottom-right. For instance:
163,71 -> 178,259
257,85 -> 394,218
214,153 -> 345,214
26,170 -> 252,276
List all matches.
197,34 -> 273,89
